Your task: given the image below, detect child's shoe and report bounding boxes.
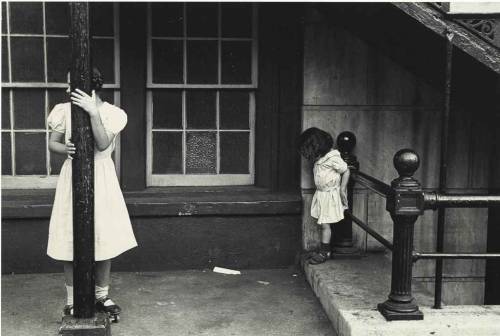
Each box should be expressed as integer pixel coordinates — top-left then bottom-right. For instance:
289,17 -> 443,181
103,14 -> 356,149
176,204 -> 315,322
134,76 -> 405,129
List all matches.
95,297 -> 121,323
308,250 -> 331,265
62,304 -> 73,317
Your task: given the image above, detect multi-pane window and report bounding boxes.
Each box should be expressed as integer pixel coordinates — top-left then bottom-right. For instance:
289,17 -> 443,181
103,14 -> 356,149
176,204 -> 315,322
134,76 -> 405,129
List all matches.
1,2 -> 120,188
147,3 -> 257,186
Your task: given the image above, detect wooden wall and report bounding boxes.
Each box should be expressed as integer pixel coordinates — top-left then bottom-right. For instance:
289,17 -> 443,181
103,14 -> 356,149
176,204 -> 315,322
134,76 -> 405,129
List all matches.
300,5 -> 498,304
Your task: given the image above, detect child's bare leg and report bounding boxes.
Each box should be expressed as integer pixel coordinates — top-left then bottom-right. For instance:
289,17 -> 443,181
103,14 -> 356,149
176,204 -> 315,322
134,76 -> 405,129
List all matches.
95,259 -> 111,287
309,223 -> 332,265
62,261 -> 74,310
320,223 -> 331,244
63,261 -> 73,286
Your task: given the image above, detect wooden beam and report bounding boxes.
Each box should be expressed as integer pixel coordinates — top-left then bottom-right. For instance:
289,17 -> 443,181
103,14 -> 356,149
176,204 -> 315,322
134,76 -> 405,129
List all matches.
392,2 -> 500,74
119,3 -> 147,190
69,1 -> 95,319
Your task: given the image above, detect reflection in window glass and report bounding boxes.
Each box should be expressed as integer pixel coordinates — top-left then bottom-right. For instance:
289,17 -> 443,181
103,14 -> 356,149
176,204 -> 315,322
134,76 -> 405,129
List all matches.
153,91 -> 183,129
45,2 -> 69,35
220,132 -> 249,174
220,91 -> 249,130
91,2 -> 114,37
153,40 -> 183,84
2,37 -> 8,82
1,2 -> 7,34
186,91 -> 216,129
153,131 -> 183,174
2,89 -> 10,129
13,89 -> 45,130
15,132 -> 46,175
9,2 -> 43,34
47,37 -> 71,83
152,3 -> 184,37
221,41 -> 252,84
11,37 -> 44,82
2,133 -> 12,175
187,41 -> 218,84
221,4 -> 252,38
186,3 -> 218,37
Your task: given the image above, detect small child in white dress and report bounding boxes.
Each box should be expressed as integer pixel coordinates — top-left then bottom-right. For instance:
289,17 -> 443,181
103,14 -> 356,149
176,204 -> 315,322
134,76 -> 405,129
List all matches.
298,127 -> 350,264
47,68 -> 137,317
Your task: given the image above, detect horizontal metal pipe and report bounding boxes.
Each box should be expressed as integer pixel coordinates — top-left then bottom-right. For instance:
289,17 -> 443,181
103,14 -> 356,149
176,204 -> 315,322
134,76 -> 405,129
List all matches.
345,211 -> 393,251
423,192 -> 500,209
352,171 -> 393,198
414,252 -> 500,260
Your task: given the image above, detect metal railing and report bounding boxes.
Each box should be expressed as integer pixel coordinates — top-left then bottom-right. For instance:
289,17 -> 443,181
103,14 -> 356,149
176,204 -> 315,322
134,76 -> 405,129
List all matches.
336,131 -> 500,321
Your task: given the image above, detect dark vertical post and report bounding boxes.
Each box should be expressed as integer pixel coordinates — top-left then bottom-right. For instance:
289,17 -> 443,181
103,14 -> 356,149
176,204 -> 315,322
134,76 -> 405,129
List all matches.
378,149 -> 424,321
333,131 -> 359,254
435,33 -> 453,309
69,2 -> 94,319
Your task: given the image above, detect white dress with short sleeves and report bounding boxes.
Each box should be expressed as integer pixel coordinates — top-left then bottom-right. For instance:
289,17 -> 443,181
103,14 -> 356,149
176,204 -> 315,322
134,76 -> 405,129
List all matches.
46,102 -> 137,261
311,149 -> 348,224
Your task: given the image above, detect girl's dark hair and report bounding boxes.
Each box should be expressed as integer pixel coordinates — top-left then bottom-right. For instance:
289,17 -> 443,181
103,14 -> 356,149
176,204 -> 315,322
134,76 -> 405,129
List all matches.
297,127 -> 333,161
67,66 -> 104,92
91,67 -> 104,92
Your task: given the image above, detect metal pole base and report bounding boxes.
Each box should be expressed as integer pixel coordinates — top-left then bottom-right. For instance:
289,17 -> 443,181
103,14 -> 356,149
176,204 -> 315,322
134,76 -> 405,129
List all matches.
377,300 -> 424,321
59,312 -> 111,336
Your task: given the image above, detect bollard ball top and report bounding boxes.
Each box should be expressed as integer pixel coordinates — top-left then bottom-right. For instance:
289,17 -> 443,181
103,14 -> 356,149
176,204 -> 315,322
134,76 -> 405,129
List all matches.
337,131 -> 356,153
393,149 -> 420,177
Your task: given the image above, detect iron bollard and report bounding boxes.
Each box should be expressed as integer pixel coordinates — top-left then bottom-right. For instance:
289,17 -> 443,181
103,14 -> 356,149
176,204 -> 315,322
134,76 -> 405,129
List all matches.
333,132 -> 359,254
378,149 -> 424,321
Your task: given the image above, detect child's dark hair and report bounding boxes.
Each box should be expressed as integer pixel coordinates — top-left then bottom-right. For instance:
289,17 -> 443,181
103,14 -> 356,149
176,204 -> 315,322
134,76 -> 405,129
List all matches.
91,67 -> 104,92
67,66 -> 104,92
297,127 -> 333,161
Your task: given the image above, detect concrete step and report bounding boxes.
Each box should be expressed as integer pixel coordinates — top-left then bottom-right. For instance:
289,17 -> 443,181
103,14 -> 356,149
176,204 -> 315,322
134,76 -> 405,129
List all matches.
303,253 -> 500,336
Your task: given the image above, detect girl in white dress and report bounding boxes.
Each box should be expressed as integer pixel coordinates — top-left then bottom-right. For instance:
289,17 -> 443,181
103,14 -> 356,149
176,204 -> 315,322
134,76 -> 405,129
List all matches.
298,127 -> 350,264
47,68 -> 137,316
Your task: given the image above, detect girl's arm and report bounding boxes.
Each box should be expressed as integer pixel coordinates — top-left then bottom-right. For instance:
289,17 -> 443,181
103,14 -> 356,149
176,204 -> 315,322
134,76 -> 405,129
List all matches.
49,131 -> 75,156
70,89 -> 112,151
339,168 -> 350,207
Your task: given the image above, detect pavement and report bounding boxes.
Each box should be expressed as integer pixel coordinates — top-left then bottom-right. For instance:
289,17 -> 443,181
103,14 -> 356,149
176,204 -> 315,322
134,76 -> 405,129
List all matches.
303,253 -> 500,336
2,268 -> 336,336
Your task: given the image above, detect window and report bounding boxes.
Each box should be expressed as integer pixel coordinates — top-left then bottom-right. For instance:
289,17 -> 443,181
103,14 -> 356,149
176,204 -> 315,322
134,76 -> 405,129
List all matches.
147,3 -> 257,186
1,2 -> 120,188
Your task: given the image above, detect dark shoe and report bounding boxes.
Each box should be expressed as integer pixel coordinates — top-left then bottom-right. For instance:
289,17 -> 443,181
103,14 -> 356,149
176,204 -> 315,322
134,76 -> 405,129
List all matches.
308,251 -> 330,265
62,305 -> 73,316
95,297 -> 121,315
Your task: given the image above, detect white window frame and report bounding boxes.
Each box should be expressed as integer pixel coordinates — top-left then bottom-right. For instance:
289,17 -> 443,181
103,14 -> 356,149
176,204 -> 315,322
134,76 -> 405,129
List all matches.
146,3 -> 258,186
1,2 -> 121,189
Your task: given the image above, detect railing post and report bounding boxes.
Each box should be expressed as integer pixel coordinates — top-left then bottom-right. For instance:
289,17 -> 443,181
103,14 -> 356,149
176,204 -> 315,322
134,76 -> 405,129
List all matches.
378,149 -> 424,321
333,131 -> 359,254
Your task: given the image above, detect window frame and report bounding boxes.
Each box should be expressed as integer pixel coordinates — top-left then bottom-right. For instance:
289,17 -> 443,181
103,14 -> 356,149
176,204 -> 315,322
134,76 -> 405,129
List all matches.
146,3 -> 258,186
1,2 -> 121,189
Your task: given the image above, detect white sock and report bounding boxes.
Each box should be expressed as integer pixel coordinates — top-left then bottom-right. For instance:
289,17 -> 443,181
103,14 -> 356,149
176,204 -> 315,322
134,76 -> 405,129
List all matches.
66,285 -> 73,306
95,285 -> 109,301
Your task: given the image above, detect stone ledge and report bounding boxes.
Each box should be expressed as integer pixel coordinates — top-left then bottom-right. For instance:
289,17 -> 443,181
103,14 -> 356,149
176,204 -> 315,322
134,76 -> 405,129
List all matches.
303,253 -> 500,336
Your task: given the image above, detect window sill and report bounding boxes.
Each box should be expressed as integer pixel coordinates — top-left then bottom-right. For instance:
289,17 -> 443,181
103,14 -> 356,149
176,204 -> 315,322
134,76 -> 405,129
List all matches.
1,186 -> 302,219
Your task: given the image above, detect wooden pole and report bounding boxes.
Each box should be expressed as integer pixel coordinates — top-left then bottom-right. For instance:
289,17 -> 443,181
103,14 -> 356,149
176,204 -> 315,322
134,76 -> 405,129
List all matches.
59,3 -> 110,334
69,2 -> 95,319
